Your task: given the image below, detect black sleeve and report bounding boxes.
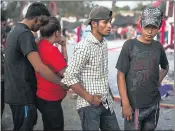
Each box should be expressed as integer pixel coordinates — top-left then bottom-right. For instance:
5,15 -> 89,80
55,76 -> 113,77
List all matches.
18,31 -> 38,57
159,45 -> 169,69
115,40 -> 130,74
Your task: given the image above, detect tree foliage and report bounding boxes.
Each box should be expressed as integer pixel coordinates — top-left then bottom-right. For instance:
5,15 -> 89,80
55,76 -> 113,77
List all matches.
1,1 -> 169,20
1,1 -> 97,20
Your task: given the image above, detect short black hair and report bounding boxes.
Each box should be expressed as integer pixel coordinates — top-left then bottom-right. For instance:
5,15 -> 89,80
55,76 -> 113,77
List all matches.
40,17 -> 61,37
25,2 -> 50,19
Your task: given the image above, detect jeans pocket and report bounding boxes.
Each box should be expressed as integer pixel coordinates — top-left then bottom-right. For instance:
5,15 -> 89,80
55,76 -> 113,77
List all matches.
78,108 -> 86,128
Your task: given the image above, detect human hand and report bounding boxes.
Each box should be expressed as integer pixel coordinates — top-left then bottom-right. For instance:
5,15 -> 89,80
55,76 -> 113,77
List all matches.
87,94 -> 102,106
60,82 -> 70,90
58,36 -> 66,47
122,104 -> 133,121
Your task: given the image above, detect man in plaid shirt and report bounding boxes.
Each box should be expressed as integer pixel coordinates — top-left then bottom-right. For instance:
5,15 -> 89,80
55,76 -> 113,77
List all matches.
62,6 -> 120,130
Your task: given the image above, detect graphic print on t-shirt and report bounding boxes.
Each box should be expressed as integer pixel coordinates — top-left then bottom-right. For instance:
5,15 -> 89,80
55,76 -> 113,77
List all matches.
129,45 -> 159,92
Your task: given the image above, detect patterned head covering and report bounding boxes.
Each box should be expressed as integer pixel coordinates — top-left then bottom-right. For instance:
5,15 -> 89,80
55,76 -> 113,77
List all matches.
141,6 -> 163,28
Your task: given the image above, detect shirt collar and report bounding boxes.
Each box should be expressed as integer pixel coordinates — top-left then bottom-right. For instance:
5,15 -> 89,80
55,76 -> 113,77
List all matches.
88,32 -> 106,46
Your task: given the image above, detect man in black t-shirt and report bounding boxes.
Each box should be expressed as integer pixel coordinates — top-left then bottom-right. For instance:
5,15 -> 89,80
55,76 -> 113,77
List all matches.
116,6 -> 169,130
4,2 -> 66,131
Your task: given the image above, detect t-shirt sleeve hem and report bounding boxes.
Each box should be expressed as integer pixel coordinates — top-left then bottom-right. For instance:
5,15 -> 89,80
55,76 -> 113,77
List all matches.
116,66 -> 127,74
24,49 -> 38,57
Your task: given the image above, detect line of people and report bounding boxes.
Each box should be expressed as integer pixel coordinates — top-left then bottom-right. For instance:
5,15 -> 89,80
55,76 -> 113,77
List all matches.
2,2 -> 169,131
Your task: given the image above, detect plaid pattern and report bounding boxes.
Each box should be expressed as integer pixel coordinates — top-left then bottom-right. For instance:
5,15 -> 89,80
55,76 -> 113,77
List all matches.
62,33 -> 114,112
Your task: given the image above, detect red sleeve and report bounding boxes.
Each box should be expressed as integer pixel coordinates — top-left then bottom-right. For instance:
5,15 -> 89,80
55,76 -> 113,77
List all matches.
44,47 -> 67,72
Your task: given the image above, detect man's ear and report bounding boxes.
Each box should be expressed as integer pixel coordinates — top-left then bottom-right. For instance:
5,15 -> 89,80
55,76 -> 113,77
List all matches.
91,21 -> 97,28
34,17 -> 40,24
33,17 -> 37,23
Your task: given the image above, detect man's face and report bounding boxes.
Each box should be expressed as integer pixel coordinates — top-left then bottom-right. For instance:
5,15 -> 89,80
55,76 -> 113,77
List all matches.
94,19 -> 112,37
31,16 -> 49,32
141,25 -> 159,41
31,18 -> 41,32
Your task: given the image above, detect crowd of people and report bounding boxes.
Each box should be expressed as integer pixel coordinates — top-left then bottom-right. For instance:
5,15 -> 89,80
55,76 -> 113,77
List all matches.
1,2 -> 171,131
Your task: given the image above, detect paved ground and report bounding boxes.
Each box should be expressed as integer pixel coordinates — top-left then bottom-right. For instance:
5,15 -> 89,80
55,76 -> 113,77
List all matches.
1,93 -> 175,130
2,40 -> 175,130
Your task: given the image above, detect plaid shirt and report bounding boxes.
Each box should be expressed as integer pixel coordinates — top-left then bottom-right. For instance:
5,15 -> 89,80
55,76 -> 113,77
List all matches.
62,33 -> 114,112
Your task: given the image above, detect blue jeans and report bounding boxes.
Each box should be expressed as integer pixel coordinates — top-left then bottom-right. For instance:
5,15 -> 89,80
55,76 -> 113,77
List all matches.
78,104 -> 120,131
124,103 -> 160,130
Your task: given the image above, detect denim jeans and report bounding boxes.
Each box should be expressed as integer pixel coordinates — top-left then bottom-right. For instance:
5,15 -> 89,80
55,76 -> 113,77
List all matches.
78,104 -> 120,131
124,103 -> 160,130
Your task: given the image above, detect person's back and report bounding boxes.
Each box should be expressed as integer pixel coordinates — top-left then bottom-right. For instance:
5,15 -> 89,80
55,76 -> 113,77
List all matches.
35,17 -> 68,131
5,23 -> 37,104
36,39 -> 67,101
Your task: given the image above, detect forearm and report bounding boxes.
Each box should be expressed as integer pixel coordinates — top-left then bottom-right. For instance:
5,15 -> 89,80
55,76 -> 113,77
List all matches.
117,72 -> 130,105
159,65 -> 169,83
61,46 -> 68,61
37,64 -> 63,85
70,83 -> 92,102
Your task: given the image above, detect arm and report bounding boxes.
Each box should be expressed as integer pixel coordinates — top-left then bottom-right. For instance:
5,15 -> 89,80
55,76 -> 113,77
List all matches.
27,52 -> 63,85
159,65 -> 169,83
116,41 -> 132,121
117,71 -> 130,106
116,41 -> 130,105
18,31 -> 63,86
58,36 -> 68,61
44,46 -> 67,78
159,45 -> 169,84
62,45 -> 101,104
61,45 -> 68,62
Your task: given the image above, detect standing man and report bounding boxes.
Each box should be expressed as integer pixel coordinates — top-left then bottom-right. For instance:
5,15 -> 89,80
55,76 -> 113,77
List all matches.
62,6 -> 120,130
4,2 -> 66,131
116,6 -> 169,130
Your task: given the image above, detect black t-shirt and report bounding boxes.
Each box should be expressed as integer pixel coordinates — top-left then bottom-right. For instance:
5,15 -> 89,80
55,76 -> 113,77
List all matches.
116,38 -> 169,108
4,23 -> 37,105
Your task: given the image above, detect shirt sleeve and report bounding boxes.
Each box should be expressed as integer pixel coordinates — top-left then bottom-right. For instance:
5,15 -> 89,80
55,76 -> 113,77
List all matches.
61,45 -> 90,86
45,47 -> 67,72
159,45 -> 169,69
115,40 -> 130,74
18,31 -> 37,57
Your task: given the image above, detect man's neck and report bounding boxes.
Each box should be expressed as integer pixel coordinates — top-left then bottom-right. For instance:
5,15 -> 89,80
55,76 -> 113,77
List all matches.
91,31 -> 103,42
137,35 -> 152,44
20,19 -> 32,31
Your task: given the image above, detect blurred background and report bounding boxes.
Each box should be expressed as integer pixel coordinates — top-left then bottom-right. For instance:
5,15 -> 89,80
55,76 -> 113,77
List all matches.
1,0 -> 175,130
1,0 -> 174,45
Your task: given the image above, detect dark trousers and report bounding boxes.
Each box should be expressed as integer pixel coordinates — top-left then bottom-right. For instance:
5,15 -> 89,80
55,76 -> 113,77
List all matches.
9,104 -> 37,131
1,81 -> 4,116
78,104 -> 120,131
37,97 -> 64,131
124,103 -> 160,130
